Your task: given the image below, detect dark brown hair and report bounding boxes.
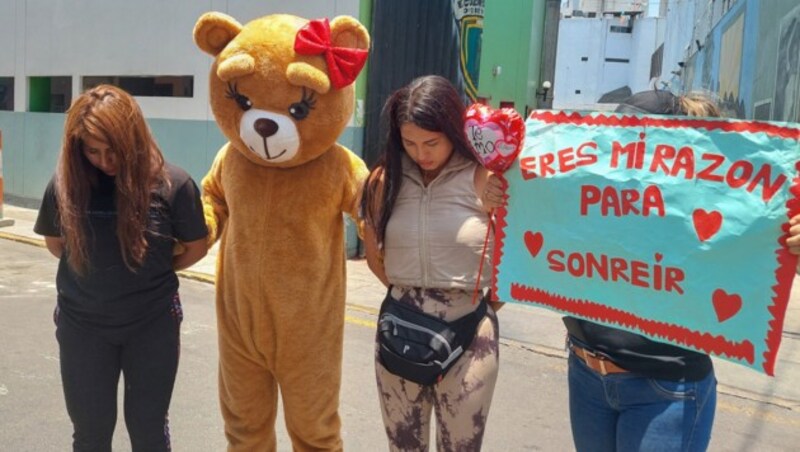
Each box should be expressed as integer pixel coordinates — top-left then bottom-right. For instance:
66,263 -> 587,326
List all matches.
361,75 -> 475,246
56,84 -> 167,274
616,89 -> 721,117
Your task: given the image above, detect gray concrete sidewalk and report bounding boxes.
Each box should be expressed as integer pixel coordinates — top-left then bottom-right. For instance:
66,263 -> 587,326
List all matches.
3,202 -> 800,410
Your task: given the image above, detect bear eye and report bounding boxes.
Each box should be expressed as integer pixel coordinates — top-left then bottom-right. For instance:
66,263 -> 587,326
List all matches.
225,82 -> 252,111
288,88 -> 316,120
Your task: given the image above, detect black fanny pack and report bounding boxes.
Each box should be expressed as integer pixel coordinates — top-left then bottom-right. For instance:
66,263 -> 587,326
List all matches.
377,290 -> 488,385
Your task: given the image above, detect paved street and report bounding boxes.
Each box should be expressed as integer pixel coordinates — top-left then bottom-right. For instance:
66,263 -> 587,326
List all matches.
2,204 -> 800,450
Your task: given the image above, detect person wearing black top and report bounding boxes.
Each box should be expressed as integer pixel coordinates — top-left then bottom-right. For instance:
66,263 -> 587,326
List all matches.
34,85 -> 208,452
562,91 -> 724,452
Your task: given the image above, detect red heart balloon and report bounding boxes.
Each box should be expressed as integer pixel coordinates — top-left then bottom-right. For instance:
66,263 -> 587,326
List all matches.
464,103 -> 525,173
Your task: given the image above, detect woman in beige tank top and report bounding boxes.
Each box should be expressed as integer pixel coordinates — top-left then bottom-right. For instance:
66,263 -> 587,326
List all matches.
360,75 -> 505,451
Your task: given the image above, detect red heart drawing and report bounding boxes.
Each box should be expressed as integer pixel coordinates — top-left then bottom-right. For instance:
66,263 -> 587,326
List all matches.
712,289 -> 742,322
524,231 -> 544,258
692,209 -> 723,242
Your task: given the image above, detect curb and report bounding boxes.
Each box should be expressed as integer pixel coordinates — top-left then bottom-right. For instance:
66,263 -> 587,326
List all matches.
0,231 -> 44,248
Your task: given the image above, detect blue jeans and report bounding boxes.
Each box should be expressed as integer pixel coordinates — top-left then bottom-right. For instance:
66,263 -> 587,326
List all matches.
568,353 -> 716,452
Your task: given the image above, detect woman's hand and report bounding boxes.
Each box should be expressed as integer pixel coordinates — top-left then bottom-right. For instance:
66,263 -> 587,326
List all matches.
172,238 -> 208,271
787,215 -> 800,274
43,236 -> 65,259
788,215 -> 800,255
480,172 -> 506,211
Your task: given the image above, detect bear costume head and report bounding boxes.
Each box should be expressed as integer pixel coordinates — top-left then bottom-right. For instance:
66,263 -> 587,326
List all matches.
194,13 -> 369,168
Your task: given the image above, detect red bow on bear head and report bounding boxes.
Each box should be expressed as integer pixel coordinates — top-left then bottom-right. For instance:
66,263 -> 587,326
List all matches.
294,18 -> 369,90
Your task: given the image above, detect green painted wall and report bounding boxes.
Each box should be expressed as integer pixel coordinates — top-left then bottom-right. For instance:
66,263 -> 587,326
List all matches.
0,112 -> 64,200
28,77 -> 51,113
0,111 -> 364,256
0,112 -> 25,196
355,0 -> 373,127
477,0 -> 546,115
148,119 -> 227,185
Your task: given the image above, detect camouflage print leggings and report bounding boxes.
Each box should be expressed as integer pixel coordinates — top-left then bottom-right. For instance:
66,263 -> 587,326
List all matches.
375,286 -> 500,451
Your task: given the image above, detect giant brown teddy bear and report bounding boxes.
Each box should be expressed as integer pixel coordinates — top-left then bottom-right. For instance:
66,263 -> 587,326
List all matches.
193,12 -> 369,451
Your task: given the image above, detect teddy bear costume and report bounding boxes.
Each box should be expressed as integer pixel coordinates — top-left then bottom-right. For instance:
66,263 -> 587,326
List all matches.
193,13 -> 369,451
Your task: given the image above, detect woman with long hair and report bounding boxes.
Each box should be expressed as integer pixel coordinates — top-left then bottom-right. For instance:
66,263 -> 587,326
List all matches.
34,84 -> 208,451
361,75 -> 504,450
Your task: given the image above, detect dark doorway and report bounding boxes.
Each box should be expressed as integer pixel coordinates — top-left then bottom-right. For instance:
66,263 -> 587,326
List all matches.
363,0 -> 467,167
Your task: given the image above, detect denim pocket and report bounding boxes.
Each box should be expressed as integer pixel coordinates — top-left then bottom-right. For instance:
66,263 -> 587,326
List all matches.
647,378 -> 697,400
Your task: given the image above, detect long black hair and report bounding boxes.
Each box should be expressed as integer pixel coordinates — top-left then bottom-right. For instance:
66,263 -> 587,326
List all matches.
361,75 -> 476,246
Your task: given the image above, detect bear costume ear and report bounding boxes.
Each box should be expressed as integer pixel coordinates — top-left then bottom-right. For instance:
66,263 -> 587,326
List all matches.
329,16 -> 370,52
194,12 -> 243,56
217,54 -> 256,82
286,63 -> 332,94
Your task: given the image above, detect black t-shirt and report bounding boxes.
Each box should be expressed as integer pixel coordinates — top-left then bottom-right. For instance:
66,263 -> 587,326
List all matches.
566,316 -> 713,381
34,163 -> 208,332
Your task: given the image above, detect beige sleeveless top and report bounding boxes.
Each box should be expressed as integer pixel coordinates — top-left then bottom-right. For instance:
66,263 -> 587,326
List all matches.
383,153 -> 493,289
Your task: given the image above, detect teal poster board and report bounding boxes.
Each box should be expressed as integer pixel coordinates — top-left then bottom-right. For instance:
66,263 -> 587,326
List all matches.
493,111 -> 800,374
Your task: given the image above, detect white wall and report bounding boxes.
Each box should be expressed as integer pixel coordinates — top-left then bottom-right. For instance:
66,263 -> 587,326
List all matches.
0,1 -> 16,75
660,0 -> 696,91
553,19 -> 607,109
602,21 -> 633,94
0,0 -> 360,120
553,16 -> 663,110
629,17 -> 663,93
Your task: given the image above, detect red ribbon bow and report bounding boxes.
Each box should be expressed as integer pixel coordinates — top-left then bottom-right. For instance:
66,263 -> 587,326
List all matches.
294,18 -> 368,90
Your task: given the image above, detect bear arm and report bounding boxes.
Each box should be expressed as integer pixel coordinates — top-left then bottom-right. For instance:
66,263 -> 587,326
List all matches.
340,146 -> 368,220
201,148 -> 229,247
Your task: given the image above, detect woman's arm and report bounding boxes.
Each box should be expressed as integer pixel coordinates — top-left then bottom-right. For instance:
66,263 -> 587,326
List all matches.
172,238 -> 208,271
361,167 -> 390,287
43,236 -> 64,259
364,222 -> 390,287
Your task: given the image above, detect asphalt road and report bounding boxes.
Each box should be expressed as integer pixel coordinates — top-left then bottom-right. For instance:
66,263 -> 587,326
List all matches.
1,238 -> 799,451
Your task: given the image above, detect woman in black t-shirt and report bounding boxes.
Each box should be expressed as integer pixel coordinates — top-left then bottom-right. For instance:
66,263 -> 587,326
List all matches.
480,90 -> 740,451
34,85 -> 208,452
563,91 -> 724,452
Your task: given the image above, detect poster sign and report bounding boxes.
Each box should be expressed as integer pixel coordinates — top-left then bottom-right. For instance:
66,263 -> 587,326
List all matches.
493,111 -> 800,374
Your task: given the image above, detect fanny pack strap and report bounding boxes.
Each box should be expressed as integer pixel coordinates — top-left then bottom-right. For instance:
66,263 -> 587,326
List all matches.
450,296 -> 488,338
382,285 -> 488,331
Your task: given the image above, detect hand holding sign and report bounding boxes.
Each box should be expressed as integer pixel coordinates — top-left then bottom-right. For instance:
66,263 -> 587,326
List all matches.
464,103 -> 525,173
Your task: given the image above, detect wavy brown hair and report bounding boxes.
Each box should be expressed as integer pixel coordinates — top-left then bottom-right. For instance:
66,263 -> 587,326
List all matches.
360,75 -> 475,247
56,84 -> 167,274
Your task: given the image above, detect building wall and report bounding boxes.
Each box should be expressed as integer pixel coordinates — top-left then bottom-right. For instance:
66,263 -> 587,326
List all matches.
676,0 -> 800,122
659,0 -> 696,91
628,16 -> 663,93
552,19 -> 607,109
0,0 -> 364,254
552,16 -> 661,110
562,0 -> 650,16
754,0 -> 800,122
476,0 -> 546,115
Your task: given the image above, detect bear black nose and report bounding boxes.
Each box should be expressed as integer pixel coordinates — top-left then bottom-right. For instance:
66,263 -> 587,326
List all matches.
254,118 -> 279,138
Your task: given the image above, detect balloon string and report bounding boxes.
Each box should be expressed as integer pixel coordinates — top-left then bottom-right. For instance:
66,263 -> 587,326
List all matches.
472,209 -> 494,305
